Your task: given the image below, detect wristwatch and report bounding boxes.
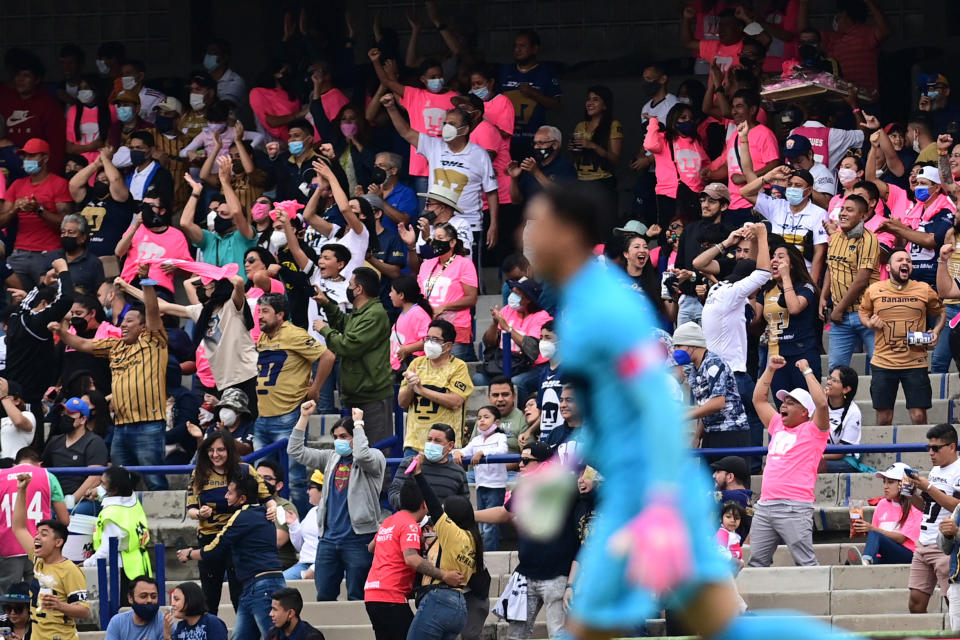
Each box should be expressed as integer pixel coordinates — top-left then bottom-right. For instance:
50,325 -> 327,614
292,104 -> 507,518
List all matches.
802,368 -> 814,376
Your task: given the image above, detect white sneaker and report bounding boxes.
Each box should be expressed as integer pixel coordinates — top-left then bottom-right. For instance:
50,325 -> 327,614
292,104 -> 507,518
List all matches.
847,547 -> 864,565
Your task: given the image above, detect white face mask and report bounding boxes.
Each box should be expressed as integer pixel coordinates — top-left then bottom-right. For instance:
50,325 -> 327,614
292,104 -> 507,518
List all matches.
676,96 -> 692,105
913,136 -> 922,153
190,92 -> 206,111
198,407 -> 214,424
539,339 -> 557,361
270,230 -> 288,250
441,123 -> 460,142
121,75 -> 137,91
424,341 -> 444,359
219,407 -> 238,427
837,167 -> 858,185
507,292 -> 523,310
206,211 -> 217,231
77,89 -> 95,105
96,59 -> 110,76
97,485 -> 107,500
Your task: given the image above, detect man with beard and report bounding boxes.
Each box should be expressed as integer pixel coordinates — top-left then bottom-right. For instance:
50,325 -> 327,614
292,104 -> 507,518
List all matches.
103,576 -> 164,640
710,456 -> 753,540
860,249 -> 944,426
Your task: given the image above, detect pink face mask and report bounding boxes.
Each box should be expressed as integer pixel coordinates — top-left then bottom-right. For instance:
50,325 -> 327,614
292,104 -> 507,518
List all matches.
251,202 -> 271,221
340,122 -> 359,138
480,423 -> 499,437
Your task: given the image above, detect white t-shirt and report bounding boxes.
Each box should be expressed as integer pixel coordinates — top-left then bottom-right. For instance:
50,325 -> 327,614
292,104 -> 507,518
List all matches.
919,458 -> 960,546
753,193 -> 829,269
0,411 -> 36,458
292,505 -> 320,567
702,268 -> 772,373
338,226 -> 370,281
827,402 -> 862,460
307,274 -> 349,346
417,135 -> 498,230
810,162 -> 837,196
641,94 -> 679,167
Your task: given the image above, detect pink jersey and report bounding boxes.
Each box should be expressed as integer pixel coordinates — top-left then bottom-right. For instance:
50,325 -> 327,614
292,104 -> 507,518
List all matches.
249,87 -> 300,142
499,306 -> 552,364
712,124 -> 779,209
195,344 -> 217,389
644,118 -> 709,197
870,498 -> 923,553
650,247 -> 677,271
699,39 -> 743,72
417,255 -> 478,342
0,464 -> 52,557
390,304 -> 432,370
306,88 -> 351,142
715,527 -> 742,560
399,87 -> 457,176
885,183 -> 914,220
470,120 -> 512,205
760,415 -> 828,503
247,278 -> 285,341
484,94 -> 516,138
901,192 -> 956,230
66,104 -> 116,165
119,225 -> 193,292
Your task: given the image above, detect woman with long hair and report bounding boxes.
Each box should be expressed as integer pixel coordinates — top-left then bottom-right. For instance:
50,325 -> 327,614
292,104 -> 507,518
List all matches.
761,243 -> 821,397
570,85 -> 623,198
645,103 -> 709,225
65,76 -> 115,165
311,102 -> 378,195
622,234 -> 672,328
820,365 -> 863,473
849,464 -> 923,565
415,223 -> 479,362
389,273 -> 433,372
186,432 -> 274,613
248,60 -> 303,142
408,452 -> 485,639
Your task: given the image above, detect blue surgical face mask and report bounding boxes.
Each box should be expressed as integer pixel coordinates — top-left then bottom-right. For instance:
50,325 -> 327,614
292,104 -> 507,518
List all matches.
675,121 -> 695,137
470,86 -> 490,101
288,140 -> 305,156
426,78 -> 444,93
116,106 -> 135,123
22,159 -> 41,175
334,439 -> 353,457
203,53 -> 219,72
785,186 -> 805,205
424,442 -> 446,462
507,292 -> 522,310
927,90 -> 940,101
915,186 -> 932,202
672,349 -> 692,366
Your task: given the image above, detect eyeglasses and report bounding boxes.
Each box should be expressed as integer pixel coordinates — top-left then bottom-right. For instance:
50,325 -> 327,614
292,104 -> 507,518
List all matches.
424,336 -> 447,345
2,605 -> 27,614
668,223 -> 683,231
927,443 -> 953,452
950,153 -> 960,159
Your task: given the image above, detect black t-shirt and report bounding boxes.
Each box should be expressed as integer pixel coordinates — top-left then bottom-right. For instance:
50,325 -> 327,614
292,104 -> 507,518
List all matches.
41,431 -> 109,494
507,495 -> 581,580
77,196 -> 136,258
277,241 -> 319,328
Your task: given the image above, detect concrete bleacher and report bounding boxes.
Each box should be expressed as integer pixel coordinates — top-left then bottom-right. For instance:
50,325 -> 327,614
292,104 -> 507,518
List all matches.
75,298 -> 960,639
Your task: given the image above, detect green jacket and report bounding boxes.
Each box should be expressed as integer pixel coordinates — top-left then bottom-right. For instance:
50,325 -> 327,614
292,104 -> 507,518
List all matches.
319,297 -> 392,404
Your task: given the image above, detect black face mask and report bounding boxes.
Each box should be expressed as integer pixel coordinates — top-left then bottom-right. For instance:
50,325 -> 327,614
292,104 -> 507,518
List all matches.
70,316 -> 88,333
140,203 -> 166,228
131,602 -> 160,621
643,79 -> 660,94
90,181 -> 110,201
370,167 -> 387,185
535,147 -> 552,164
60,415 -> 79,432
431,239 -> 452,256
262,480 -> 277,495
130,150 -> 148,166
155,115 -> 174,134
213,216 -> 233,235
61,236 -> 81,253
64,170 -> 78,182
346,286 -> 356,305
798,43 -> 818,61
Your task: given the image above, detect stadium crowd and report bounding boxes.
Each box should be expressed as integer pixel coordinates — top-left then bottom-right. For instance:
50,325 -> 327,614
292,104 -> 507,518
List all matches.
3,0 -> 960,638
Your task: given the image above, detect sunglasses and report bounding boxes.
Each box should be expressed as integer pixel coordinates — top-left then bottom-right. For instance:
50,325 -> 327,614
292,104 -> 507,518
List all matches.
519,457 -> 537,466
927,443 -> 953,452
3,605 -> 26,614
244,257 -> 257,264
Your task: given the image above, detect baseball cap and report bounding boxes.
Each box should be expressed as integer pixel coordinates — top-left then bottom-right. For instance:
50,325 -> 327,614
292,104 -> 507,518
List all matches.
791,168 -> 815,187
154,96 -> 184,115
0,582 -> 30,605
701,183 -> 730,202
775,388 -> 816,415
112,90 -> 141,105
613,220 -> 648,236
710,456 -> 750,483
17,138 -> 51,155
783,134 -> 812,159
876,462 -> 911,481
188,70 -> 217,89
918,165 -> 942,184
524,441 -> 552,462
309,469 -> 324,486
64,397 -> 91,418
506,276 -> 542,303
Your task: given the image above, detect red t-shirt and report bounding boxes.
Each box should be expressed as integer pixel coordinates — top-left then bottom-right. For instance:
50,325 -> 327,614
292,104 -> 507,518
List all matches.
5,174 -> 72,251
823,23 -> 881,93
364,510 -> 422,603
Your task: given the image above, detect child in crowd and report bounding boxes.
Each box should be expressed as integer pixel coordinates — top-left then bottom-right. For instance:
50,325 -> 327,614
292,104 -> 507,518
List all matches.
454,405 -> 508,550
716,501 -> 745,568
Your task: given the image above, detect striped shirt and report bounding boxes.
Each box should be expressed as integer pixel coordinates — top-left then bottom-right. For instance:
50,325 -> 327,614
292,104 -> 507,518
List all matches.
92,329 -> 168,424
230,171 -> 268,215
826,228 -> 880,312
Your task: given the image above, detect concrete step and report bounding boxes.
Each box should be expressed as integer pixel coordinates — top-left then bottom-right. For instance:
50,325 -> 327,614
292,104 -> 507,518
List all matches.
848,373 -> 956,402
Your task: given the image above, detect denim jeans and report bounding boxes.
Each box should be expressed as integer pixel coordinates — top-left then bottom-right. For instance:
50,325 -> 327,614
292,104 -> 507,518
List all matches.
932,304 -> 960,373
828,311 -> 875,373
314,534 -> 374,601
317,357 -> 340,413
677,294 -> 703,326
413,176 -> 429,213
507,574 -> 567,639
111,420 -> 167,489
407,587 -> 467,640
233,573 -> 286,640
733,371 -> 765,473
254,409 -> 307,514
452,342 -> 476,362
862,529 -> 915,564
282,561 -> 312,580
476,487 -> 506,551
